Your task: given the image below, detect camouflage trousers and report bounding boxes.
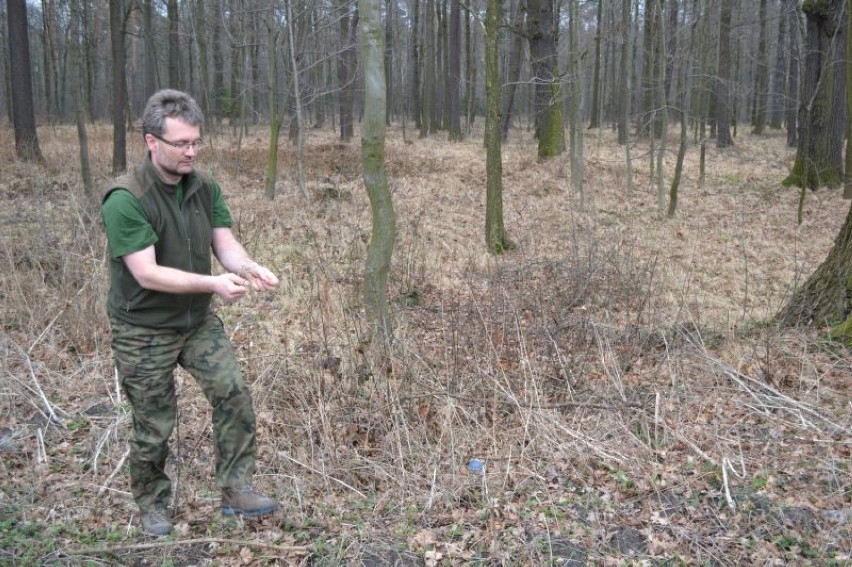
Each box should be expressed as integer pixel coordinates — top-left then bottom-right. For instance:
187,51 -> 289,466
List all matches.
109,313 -> 257,512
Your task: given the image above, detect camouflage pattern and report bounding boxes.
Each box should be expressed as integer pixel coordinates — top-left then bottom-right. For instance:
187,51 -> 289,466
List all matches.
109,313 -> 257,512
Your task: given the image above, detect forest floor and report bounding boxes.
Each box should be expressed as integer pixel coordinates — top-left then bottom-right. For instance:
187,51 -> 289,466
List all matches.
0,122 -> 849,566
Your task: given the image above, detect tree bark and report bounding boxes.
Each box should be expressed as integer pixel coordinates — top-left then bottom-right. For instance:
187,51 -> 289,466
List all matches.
70,0 -> 93,196
339,0 -> 358,141
527,0 -> 565,160
360,0 -> 396,345
485,0 -> 513,254
770,0 -> 788,129
617,0 -> 631,145
110,0 -> 127,174
501,0 -> 525,141
783,0 -> 846,189
715,0 -> 734,147
751,0 -> 769,134
448,0 -> 462,140
588,0 -> 603,130
8,0 -> 44,163
786,0 -> 800,147
168,0 -> 180,88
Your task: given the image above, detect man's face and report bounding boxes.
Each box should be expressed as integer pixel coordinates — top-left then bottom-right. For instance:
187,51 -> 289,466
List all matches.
145,117 -> 202,182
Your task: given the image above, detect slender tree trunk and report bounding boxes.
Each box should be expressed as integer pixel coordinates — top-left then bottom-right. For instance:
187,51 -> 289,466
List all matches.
8,0 -> 45,163
617,0 -> 631,145
448,0 -> 462,140
385,0 -> 393,125
110,0 -> 127,174
411,0 -> 422,130
568,0 -> 585,207
70,0 -> 93,197
588,0 -> 603,129
168,0 -> 180,88
360,0 -> 396,345
286,0 -> 308,198
786,0 -> 800,147
339,0 -> 358,141
716,0 -> 734,147
264,12 -> 280,200
485,0 -> 512,254
421,0 -> 435,137
143,0 -> 157,96
752,0 -> 769,134
770,0 -> 788,129
501,0 -> 525,141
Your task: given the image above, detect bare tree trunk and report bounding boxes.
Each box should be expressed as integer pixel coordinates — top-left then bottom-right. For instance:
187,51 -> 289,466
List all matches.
286,0 -> 308,198
70,0 -> 93,197
448,0 -> 462,140
411,0 -> 422,130
617,0 -> 631,145
420,0 -> 435,138
264,9 -> 281,200
8,0 -> 44,163
752,0 -> 769,134
143,0 -> 157,96
501,0 -> 525,141
770,0 -> 788,129
360,0 -> 396,345
339,0 -> 358,141
786,0 -> 800,148
110,0 -> 127,174
588,0 -> 603,130
783,0 -> 846,190
168,0 -> 180,88
527,0 -> 565,159
485,0 -> 513,254
568,0 -> 585,208
715,0 -> 734,147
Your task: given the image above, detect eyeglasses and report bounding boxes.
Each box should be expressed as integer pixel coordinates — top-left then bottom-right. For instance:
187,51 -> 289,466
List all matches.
147,132 -> 205,151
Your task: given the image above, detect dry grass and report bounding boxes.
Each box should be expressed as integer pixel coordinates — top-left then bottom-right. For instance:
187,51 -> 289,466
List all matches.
0,122 -> 849,565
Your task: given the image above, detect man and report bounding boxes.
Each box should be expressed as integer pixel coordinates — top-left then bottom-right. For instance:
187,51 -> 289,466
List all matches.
102,89 -> 278,537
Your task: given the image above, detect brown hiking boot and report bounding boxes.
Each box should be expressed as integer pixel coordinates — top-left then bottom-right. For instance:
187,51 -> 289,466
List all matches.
221,485 -> 278,517
140,508 -> 174,537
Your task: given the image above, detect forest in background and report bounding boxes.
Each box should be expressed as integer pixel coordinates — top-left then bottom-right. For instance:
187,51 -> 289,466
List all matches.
1,0 -> 851,564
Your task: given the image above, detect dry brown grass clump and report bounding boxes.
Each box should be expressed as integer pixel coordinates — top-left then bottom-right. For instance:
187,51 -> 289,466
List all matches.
0,123 -> 849,565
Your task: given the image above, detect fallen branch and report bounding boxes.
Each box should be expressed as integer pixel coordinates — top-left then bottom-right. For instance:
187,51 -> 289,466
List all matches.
65,537 -> 309,557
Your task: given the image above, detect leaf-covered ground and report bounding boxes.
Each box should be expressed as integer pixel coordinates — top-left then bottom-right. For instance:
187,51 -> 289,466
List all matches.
0,124 -> 849,565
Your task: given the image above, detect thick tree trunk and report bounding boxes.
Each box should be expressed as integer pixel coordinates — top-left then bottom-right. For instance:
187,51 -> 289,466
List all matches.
783,0 -> 846,189
527,0 -> 565,160
8,0 -> 44,163
779,201 -> 852,333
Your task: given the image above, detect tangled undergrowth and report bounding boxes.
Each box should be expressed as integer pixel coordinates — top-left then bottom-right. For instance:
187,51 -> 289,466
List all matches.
0,123 -> 849,565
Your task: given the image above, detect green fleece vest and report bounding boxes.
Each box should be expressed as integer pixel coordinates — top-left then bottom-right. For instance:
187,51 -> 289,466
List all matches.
103,158 -> 215,332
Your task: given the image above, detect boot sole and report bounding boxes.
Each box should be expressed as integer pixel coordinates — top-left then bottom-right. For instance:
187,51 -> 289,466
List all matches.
221,503 -> 277,517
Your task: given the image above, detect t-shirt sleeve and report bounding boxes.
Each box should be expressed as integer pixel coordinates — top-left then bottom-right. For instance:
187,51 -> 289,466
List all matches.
101,189 -> 159,259
211,180 -> 234,228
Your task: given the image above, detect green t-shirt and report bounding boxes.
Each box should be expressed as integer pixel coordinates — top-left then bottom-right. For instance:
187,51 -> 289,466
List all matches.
102,179 -> 234,259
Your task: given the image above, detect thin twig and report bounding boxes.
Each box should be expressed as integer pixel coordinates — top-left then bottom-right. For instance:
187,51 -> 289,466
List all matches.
64,537 -> 309,556
97,445 -> 130,497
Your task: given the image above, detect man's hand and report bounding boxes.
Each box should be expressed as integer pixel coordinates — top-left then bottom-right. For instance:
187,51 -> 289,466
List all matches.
240,262 -> 279,291
212,273 -> 250,301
